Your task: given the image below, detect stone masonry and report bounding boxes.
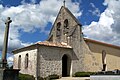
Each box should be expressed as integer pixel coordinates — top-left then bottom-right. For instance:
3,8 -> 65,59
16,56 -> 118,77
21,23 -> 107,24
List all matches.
13,5 -> 120,79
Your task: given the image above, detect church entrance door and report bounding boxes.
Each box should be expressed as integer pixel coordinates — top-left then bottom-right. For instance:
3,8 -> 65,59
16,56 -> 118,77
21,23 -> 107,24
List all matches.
62,54 -> 71,77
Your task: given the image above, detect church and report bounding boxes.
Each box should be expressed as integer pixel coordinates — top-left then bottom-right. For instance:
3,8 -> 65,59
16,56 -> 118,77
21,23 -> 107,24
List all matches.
13,4 -> 120,79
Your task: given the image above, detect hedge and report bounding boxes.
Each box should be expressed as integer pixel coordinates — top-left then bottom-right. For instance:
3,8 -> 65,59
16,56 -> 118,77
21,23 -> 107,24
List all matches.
48,74 -> 59,79
74,72 -> 96,77
19,73 -> 59,80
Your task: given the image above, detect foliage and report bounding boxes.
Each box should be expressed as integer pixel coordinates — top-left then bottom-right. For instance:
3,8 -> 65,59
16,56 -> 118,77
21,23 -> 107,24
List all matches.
74,72 -> 96,77
48,74 -> 59,80
19,73 -> 59,80
19,73 -> 35,80
96,70 -> 120,75
38,76 -> 45,80
38,74 -> 59,80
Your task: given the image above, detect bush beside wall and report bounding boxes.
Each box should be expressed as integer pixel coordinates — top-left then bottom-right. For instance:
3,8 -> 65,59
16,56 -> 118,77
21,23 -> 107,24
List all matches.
48,74 -> 59,79
74,72 -> 96,77
19,73 -> 60,80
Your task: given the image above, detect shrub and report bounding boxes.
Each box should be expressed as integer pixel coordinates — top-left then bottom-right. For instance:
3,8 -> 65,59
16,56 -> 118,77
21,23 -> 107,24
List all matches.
74,72 -> 96,77
105,71 -> 115,75
19,73 -> 35,80
37,74 -> 59,80
48,74 -> 59,80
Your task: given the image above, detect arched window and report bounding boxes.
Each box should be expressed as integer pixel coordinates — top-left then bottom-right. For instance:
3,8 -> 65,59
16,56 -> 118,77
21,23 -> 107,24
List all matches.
64,19 -> 69,34
18,55 -> 21,69
64,19 -> 68,29
25,54 -> 29,69
56,22 -> 61,37
102,50 -> 106,71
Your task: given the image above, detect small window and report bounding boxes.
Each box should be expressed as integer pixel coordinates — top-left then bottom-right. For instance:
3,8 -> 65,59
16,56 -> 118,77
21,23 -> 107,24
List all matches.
18,55 -> 21,69
102,50 -> 106,71
56,22 -> 61,37
102,50 -> 106,64
64,19 -> 69,29
64,19 -> 69,34
57,22 -> 61,31
25,54 -> 29,69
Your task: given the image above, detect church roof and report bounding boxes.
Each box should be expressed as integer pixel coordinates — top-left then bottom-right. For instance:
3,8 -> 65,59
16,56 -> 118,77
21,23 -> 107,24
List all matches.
84,38 -> 120,49
12,41 -> 72,53
37,41 -> 72,48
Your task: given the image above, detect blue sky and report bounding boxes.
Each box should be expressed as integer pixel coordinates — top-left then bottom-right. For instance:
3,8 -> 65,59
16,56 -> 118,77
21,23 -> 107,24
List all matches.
0,0 -> 120,61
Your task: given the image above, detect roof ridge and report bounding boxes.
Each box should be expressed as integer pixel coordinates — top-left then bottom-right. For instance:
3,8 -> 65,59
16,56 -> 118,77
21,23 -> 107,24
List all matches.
84,38 -> 120,49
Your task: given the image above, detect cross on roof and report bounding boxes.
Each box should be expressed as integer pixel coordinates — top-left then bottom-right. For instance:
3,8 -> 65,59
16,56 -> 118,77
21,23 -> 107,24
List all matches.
63,0 -> 66,7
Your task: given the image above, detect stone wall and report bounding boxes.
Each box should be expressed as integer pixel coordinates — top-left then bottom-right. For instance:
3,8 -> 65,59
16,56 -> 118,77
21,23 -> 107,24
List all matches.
38,45 -> 73,78
13,46 -> 37,77
48,6 -> 85,75
83,41 -> 120,72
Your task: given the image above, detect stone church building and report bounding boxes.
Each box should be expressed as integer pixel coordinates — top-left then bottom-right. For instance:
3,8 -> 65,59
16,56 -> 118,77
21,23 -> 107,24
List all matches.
13,5 -> 120,78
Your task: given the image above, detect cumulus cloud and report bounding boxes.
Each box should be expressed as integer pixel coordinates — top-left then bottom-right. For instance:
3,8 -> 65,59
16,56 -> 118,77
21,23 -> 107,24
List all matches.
83,0 -> 120,46
0,0 -> 81,52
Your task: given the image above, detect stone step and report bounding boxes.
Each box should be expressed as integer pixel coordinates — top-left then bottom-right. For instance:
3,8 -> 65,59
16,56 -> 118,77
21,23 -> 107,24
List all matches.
55,77 -> 90,80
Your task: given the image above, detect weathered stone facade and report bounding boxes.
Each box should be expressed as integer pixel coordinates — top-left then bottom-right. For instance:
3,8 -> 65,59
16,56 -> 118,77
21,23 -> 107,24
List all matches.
83,39 -> 120,72
13,46 -> 38,77
13,6 -> 120,79
38,46 -> 73,77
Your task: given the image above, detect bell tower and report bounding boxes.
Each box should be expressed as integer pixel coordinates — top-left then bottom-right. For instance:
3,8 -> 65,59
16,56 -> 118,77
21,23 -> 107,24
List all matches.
48,4 -> 82,46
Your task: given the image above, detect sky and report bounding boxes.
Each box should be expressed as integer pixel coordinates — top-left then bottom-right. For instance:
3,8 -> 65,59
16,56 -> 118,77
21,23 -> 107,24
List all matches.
0,0 -> 120,63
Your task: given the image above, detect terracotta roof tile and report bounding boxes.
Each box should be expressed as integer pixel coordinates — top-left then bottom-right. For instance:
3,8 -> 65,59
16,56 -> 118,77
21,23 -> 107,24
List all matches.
84,38 -> 120,49
37,41 -> 72,48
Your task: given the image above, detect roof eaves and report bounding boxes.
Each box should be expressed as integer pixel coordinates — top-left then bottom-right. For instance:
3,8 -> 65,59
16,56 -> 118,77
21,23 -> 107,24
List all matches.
12,43 -> 38,54
84,38 -> 120,49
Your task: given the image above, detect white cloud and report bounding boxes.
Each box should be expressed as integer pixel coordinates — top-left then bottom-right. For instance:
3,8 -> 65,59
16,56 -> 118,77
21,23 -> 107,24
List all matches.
83,0 -> 120,46
7,55 -> 13,67
30,0 -> 36,4
89,3 -> 101,17
7,55 -> 13,62
0,0 -> 81,52
21,0 -> 37,4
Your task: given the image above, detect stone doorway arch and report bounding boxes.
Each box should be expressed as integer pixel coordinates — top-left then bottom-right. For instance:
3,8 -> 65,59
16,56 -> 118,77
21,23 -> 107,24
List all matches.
62,54 -> 71,77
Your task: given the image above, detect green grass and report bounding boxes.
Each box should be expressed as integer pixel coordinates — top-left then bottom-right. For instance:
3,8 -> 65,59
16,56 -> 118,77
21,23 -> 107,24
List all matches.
19,73 -> 35,80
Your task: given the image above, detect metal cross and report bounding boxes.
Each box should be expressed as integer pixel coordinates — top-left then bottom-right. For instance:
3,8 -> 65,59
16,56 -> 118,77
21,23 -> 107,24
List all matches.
63,0 -> 66,7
